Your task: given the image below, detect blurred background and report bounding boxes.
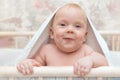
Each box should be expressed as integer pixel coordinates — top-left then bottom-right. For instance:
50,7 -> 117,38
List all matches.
0,0 -> 120,50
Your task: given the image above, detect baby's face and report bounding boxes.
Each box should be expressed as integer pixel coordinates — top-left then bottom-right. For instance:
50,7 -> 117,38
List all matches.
50,7 -> 88,53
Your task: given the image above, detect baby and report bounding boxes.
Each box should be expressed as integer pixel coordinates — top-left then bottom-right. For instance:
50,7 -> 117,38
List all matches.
17,3 -> 108,76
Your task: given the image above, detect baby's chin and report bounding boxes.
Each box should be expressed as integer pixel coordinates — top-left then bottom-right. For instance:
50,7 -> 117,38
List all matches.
59,46 -> 80,54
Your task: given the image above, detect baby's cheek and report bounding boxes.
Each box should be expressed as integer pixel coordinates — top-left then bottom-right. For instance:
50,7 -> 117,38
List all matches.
55,33 -> 62,39
78,36 -> 86,42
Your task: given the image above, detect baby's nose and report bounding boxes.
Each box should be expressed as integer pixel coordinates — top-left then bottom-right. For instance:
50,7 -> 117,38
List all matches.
66,26 -> 74,33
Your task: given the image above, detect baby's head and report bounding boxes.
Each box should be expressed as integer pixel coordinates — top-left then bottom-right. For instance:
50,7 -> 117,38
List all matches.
50,3 -> 88,53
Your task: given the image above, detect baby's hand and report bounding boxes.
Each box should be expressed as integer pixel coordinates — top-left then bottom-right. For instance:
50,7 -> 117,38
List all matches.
74,56 -> 93,77
16,59 -> 40,75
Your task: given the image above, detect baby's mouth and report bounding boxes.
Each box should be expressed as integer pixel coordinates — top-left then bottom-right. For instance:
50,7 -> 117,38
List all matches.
63,37 -> 74,41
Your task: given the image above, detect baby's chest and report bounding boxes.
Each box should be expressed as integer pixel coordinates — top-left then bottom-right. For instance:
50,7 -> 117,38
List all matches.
45,53 -> 81,66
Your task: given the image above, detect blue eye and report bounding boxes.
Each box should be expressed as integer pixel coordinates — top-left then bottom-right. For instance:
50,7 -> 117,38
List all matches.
60,23 -> 66,26
75,25 -> 81,28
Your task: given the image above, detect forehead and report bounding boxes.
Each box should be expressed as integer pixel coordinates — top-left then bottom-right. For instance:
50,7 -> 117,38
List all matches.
52,4 -> 87,27
57,4 -> 86,16
54,4 -> 87,21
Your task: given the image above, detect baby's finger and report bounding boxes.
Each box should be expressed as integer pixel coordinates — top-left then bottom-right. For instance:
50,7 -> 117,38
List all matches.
17,64 -> 26,75
84,67 -> 89,74
27,62 -> 34,74
23,62 -> 33,75
80,66 -> 89,77
80,72 -> 86,77
74,63 -> 82,75
73,62 -> 79,74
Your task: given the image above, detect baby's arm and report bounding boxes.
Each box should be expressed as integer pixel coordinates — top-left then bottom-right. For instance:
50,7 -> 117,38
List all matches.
89,51 -> 108,67
17,45 -> 47,75
74,45 -> 108,76
74,52 -> 108,76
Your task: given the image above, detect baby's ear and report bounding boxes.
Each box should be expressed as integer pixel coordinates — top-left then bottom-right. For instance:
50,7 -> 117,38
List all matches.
50,27 -> 54,39
84,31 -> 88,42
85,31 -> 88,37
